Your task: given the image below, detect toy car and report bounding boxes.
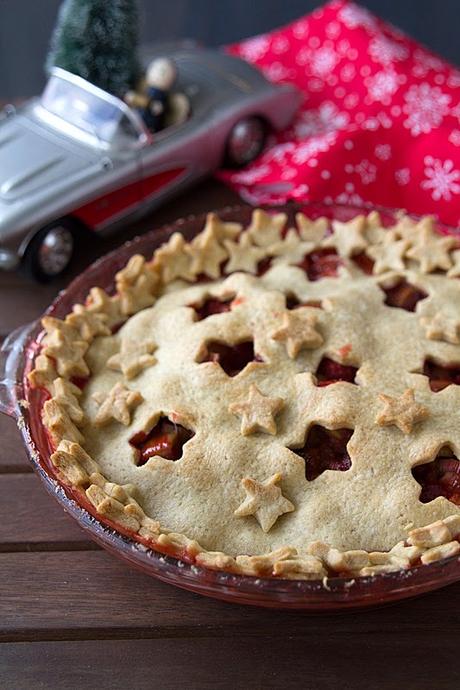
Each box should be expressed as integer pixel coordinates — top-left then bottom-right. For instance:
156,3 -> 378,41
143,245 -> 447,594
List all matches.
0,45 -> 300,281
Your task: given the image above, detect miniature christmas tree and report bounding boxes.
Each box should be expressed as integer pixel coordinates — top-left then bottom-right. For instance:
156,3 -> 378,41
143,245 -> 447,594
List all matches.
46,0 -> 141,96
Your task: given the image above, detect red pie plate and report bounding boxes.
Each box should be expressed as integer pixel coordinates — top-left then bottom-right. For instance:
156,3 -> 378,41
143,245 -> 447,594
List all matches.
1,202 -> 459,611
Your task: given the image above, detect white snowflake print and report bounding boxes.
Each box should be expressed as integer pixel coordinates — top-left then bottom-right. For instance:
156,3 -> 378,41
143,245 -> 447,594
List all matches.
368,35 -> 409,65
269,142 -> 296,164
230,164 -> 272,185
412,49 -> 445,78
395,168 -> 411,186
340,63 -> 356,82
301,46 -> 340,78
291,132 -> 337,165
335,182 -> 365,206
325,21 -> 341,40
354,159 -> 377,184
449,129 -> 460,146
375,144 -> 392,161
403,83 -> 451,136
280,167 -> 298,181
261,62 -> 293,83
238,35 -> 270,63
292,18 -> 309,39
272,36 -> 290,54
447,71 -> 460,88
365,69 -> 403,104
421,157 -> 460,201
291,183 -> 310,200
292,101 -> 349,139
338,4 -> 377,31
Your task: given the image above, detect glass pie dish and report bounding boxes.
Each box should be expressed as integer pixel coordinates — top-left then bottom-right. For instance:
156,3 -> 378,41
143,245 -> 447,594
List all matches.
1,201 -> 459,611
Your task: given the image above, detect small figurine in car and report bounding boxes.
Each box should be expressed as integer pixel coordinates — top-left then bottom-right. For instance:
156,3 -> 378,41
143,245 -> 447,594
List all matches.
125,57 -> 177,132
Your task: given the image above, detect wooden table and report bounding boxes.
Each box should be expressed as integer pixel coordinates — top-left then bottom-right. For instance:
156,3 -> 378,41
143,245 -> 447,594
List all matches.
1,180 -> 459,690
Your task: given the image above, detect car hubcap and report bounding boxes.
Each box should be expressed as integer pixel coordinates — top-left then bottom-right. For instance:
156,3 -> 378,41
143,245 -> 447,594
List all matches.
38,227 -> 74,276
228,118 -> 265,166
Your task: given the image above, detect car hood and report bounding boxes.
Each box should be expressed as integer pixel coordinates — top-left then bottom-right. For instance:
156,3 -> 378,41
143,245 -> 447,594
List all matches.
0,114 -> 97,203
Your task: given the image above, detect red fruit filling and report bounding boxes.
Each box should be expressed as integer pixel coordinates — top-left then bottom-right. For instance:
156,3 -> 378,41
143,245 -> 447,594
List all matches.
70,376 -> 89,390
381,279 -> 428,312
285,293 -> 322,310
190,296 -> 234,320
256,257 -> 273,276
422,358 -> 460,392
352,252 -> 375,275
297,248 -> 342,281
197,340 -> 262,377
130,417 -> 194,465
290,426 -> 353,481
412,449 -> 460,505
315,357 -> 358,386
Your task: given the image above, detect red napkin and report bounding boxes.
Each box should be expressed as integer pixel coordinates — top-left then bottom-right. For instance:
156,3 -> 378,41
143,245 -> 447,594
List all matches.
221,0 -> 460,227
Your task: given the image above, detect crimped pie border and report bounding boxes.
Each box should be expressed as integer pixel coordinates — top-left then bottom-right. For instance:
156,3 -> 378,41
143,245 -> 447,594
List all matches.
27,206 -> 460,581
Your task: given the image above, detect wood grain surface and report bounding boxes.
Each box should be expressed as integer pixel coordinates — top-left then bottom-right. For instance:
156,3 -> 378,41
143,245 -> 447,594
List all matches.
1,179 -> 459,690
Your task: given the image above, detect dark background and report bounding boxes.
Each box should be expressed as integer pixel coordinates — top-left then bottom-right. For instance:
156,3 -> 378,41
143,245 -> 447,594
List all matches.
0,0 -> 459,99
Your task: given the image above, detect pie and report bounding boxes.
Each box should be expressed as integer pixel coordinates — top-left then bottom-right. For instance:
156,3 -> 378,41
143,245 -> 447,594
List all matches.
29,208 -> 460,580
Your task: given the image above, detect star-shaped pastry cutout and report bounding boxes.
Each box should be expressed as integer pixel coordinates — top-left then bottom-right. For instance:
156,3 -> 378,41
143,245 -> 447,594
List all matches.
107,340 -> 157,379
247,209 -> 287,247
271,308 -> 323,358
186,224 -> 228,279
366,231 -> 409,274
93,382 -> 143,426
447,249 -> 460,278
420,311 -> 460,344
405,226 -> 456,273
42,317 -> 89,378
324,216 -> 368,258
268,228 -> 314,265
375,389 -> 429,434
203,212 -> 242,242
66,304 -> 111,341
234,473 -> 294,532
52,377 -> 84,424
86,287 -> 122,326
229,384 -> 284,435
115,255 -> 158,315
392,215 -> 426,243
152,232 -> 195,282
224,233 -> 265,274
296,213 -> 328,243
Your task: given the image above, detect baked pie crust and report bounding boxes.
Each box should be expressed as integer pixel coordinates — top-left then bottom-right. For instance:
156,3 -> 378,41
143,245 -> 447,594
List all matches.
29,208 -> 460,580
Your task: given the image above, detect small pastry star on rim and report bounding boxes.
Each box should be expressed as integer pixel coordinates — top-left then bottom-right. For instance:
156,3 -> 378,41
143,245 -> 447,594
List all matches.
203,212 -> 242,242
366,231 -> 409,274
93,382 -> 143,426
186,223 -> 228,279
107,340 -> 157,379
447,249 -> 460,278
271,308 -> 323,358
247,209 -> 287,247
420,311 -> 460,344
152,232 -> 195,282
295,213 -> 328,243
66,304 -> 111,341
223,233 -> 266,274
229,384 -> 284,435
375,389 -> 429,434
268,228 -> 315,265
324,215 -> 368,258
234,473 -> 294,533
405,226 -> 456,273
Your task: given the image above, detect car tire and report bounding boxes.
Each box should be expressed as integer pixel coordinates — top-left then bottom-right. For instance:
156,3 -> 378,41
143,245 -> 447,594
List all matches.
22,219 -> 76,282
224,116 -> 267,168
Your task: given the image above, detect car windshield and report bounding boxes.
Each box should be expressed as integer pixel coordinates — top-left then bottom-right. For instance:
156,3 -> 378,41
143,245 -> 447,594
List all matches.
41,73 -> 142,145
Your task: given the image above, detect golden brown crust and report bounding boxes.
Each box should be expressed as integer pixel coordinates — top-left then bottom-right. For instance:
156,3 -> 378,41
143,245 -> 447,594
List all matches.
28,209 -> 460,579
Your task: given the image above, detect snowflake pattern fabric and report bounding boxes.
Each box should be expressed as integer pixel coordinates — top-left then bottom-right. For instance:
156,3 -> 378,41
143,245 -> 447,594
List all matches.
220,0 -> 460,227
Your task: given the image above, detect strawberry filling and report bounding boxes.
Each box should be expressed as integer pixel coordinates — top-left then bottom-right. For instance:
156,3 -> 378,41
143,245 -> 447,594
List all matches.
352,252 -> 375,274
297,248 -> 342,281
291,426 -> 353,481
130,417 -> 194,465
190,296 -> 233,320
412,450 -> 460,505
315,357 -> 358,386
381,279 -> 428,311
422,358 -> 460,392
70,376 -> 89,390
285,293 -> 322,310
198,340 -> 262,377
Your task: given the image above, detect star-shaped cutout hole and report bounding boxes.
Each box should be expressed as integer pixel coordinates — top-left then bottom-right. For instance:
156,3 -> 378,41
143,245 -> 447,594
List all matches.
271,308 -> 323,358
314,357 -> 358,386
421,358 -> 460,392
189,294 -> 235,320
107,340 -> 157,379
412,446 -> 460,505
196,339 -> 263,377
380,278 -> 428,312
285,293 -> 322,310
375,388 -> 429,434
130,416 -> 194,465
93,382 -> 143,426
289,426 -> 353,481
297,248 -> 342,281
229,384 -> 284,435
234,472 -> 294,532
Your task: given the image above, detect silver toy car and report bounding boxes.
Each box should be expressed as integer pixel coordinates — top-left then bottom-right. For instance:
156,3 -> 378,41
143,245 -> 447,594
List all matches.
0,45 -> 300,281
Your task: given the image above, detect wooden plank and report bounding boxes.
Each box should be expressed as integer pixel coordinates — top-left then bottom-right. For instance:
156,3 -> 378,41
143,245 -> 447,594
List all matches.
1,636 -> 458,690
1,549 -> 460,641
0,413 -> 31,473
0,474 -> 94,548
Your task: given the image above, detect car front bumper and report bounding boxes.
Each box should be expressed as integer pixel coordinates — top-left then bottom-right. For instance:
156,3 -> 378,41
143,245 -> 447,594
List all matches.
0,247 -> 20,270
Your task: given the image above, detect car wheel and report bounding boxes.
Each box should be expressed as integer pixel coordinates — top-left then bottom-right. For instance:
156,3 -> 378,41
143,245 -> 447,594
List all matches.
225,116 -> 267,168
22,220 -> 75,282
